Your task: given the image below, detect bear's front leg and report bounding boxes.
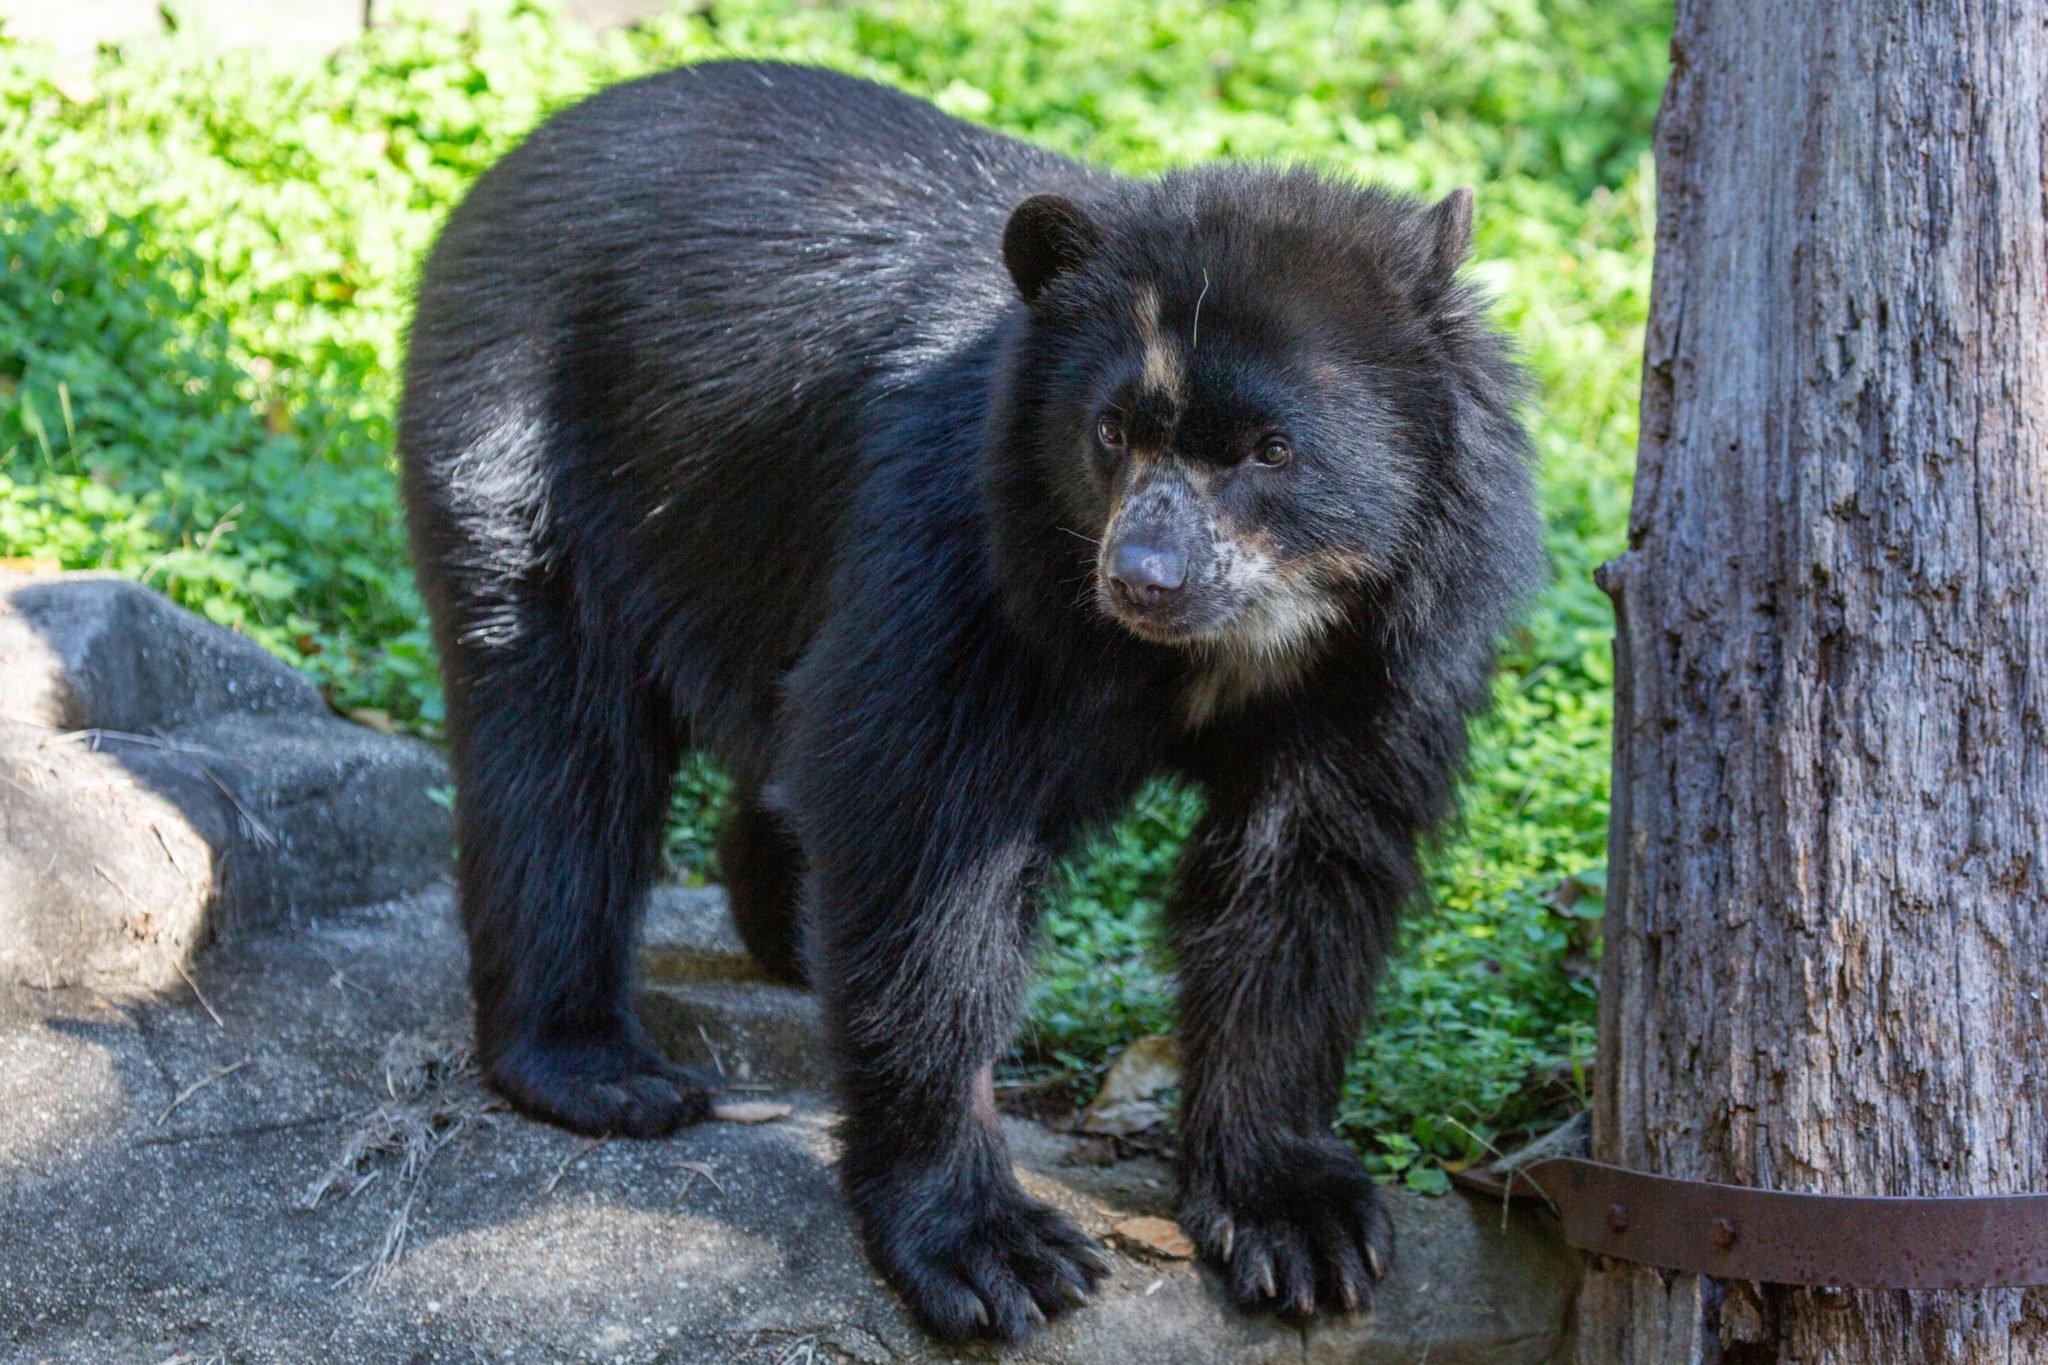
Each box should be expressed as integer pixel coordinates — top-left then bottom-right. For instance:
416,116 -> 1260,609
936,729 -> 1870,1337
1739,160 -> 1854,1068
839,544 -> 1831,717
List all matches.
1167,748 -> 1417,1319
807,816 -> 1112,1343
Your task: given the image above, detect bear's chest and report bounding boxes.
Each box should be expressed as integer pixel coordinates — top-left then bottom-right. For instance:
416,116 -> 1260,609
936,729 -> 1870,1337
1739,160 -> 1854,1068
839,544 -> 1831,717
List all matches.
1178,644 -> 1318,730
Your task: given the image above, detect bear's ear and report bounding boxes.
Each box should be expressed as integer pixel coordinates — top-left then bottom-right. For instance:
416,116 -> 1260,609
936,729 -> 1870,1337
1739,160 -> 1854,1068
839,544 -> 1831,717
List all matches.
1003,194 -> 1104,304
1424,186 -> 1475,279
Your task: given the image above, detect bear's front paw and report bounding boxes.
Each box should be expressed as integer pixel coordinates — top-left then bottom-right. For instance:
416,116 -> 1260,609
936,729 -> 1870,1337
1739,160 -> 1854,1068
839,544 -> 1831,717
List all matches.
852,1163 -> 1113,1344
1180,1135 -> 1394,1319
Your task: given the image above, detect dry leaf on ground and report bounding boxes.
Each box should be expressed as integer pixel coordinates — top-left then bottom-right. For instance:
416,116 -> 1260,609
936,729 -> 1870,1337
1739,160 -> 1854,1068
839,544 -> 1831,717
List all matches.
1077,1034 -> 1181,1137
712,1101 -> 793,1124
1113,1215 -> 1194,1260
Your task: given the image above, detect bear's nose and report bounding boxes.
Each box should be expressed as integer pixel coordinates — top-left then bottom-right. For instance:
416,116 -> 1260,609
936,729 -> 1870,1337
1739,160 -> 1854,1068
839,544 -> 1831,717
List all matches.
1109,542 -> 1188,606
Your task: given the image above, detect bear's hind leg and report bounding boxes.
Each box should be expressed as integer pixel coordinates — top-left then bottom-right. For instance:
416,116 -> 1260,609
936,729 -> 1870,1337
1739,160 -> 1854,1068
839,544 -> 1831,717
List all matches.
717,781 -> 809,986
445,600 -> 717,1139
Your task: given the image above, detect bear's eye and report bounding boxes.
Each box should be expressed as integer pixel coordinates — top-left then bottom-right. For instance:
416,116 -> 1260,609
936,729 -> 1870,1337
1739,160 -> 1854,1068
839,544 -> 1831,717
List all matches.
1095,415 -> 1127,450
1251,436 -> 1293,468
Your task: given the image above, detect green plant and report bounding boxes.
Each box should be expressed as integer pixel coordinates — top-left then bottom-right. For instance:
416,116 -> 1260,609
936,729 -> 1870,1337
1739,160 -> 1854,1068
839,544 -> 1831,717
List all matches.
665,753 -> 734,884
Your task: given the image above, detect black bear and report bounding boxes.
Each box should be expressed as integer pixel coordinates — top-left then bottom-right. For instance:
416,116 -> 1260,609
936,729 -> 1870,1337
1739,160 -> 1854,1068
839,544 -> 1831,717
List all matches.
400,60 -> 1539,1343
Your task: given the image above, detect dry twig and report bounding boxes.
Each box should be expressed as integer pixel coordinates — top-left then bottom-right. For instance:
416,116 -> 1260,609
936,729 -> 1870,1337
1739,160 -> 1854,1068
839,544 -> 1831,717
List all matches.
171,957 -> 224,1028
155,1058 -> 251,1125
538,1136 -> 611,1199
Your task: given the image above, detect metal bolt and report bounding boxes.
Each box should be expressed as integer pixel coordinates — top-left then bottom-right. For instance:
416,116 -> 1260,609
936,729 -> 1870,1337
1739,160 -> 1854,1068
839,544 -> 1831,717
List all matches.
1712,1217 -> 1739,1248
1606,1204 -> 1630,1234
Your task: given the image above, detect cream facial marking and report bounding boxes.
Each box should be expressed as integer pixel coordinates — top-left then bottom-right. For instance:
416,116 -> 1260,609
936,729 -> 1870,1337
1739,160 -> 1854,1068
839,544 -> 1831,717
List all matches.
1091,460 -> 1356,722
1131,286 -> 1183,400
1209,537 -> 1347,659
1178,545 -> 1363,728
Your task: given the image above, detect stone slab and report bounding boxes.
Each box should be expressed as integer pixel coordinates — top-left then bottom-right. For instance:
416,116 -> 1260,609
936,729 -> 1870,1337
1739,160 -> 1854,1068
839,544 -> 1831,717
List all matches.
0,572 -> 324,735
638,883 -> 828,1088
641,881 -> 762,984
641,976 -> 829,1091
0,884 -> 1580,1363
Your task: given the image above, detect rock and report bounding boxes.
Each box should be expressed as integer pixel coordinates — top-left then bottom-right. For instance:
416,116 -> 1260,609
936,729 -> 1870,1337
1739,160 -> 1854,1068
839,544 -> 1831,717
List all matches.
0,571 -> 449,987
0,719 -> 213,990
639,977 -> 829,1090
0,881 -> 1582,1364
639,881 -> 765,983
1,570 -> 320,733
638,881 -> 830,1089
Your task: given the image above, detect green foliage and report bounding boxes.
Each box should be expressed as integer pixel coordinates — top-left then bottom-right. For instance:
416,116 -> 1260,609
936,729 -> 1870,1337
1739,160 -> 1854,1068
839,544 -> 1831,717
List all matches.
0,0 -> 1664,1180
665,753 -> 735,884
1022,780 -> 1198,1077
0,202 -> 436,717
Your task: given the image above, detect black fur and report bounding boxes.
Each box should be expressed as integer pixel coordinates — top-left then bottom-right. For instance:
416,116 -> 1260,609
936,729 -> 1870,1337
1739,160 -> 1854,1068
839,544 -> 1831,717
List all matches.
399,60 -> 1539,1344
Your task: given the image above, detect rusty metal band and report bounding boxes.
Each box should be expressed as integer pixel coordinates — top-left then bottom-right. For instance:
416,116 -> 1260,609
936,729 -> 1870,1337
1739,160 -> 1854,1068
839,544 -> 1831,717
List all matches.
1467,1157 -> 2048,1290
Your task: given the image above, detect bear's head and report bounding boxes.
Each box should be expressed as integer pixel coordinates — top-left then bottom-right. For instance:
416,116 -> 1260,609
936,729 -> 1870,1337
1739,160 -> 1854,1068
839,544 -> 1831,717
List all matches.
988,166 -> 1532,708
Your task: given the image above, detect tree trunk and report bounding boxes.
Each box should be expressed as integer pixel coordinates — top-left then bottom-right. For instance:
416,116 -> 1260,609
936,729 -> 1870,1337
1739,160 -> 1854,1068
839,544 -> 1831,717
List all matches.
1581,3 -> 2048,1362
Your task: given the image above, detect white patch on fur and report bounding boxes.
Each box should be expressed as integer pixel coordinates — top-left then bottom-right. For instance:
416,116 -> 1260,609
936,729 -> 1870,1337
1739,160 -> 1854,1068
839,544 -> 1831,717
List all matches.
439,396 -> 557,652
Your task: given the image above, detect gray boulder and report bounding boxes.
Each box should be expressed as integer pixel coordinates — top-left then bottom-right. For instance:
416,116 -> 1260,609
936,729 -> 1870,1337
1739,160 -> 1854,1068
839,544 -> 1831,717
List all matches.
0,571 -> 449,987
1,880 -> 1581,1364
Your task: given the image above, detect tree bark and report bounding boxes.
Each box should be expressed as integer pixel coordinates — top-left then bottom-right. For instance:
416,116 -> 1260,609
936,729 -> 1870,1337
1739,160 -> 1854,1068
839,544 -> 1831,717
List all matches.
1582,3 -> 2048,1362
